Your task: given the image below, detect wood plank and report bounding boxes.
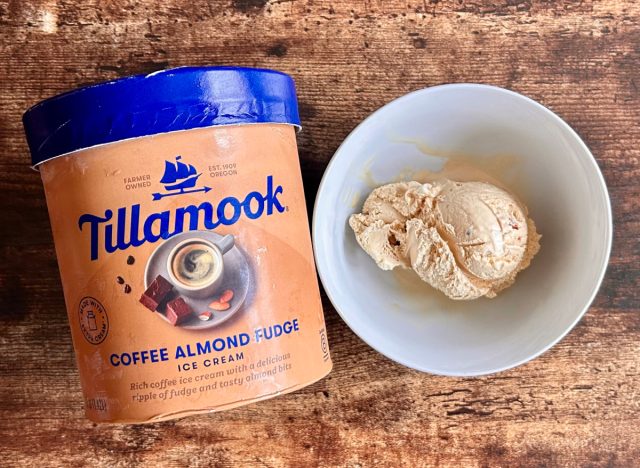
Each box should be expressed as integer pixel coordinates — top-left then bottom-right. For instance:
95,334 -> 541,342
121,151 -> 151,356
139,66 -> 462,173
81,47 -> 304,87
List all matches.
0,0 -> 638,466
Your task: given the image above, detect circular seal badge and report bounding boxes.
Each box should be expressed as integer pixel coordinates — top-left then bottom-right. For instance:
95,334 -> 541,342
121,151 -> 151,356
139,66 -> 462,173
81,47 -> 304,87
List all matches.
78,296 -> 109,345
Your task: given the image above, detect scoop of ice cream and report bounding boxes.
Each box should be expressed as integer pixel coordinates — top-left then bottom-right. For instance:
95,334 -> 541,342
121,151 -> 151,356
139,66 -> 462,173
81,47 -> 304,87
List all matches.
405,218 -> 491,300
349,181 -> 437,270
434,180 -> 529,282
349,179 -> 540,300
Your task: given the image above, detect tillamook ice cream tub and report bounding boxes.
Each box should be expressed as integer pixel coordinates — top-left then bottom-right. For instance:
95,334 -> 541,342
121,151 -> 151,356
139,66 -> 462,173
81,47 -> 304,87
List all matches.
23,67 -> 332,423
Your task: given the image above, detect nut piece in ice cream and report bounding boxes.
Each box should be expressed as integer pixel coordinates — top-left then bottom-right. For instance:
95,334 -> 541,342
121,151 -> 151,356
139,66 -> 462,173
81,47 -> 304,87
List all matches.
349,180 -> 540,300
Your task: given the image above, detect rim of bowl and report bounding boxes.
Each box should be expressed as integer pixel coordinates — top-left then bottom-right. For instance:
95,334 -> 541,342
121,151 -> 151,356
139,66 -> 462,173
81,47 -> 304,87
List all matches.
312,83 -> 613,377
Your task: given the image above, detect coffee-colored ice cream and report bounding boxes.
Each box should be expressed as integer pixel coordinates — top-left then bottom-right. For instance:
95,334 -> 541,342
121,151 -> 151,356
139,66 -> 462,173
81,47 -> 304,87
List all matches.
349,180 -> 540,300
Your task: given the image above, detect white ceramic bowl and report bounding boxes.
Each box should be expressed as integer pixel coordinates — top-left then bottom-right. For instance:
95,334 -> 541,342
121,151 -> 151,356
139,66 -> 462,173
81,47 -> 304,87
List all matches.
313,84 -> 612,376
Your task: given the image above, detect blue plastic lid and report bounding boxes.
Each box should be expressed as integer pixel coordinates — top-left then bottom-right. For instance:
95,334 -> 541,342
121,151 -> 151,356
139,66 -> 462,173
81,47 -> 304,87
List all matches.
23,66 -> 301,167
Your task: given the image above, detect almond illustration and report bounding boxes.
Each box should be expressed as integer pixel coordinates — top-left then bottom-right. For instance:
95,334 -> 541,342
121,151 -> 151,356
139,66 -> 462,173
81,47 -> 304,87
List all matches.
209,300 -> 230,311
197,311 -> 213,321
219,289 -> 234,303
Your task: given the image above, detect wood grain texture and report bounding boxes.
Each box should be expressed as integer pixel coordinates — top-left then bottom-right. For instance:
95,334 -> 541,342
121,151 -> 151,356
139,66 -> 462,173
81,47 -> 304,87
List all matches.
1,0 -> 639,466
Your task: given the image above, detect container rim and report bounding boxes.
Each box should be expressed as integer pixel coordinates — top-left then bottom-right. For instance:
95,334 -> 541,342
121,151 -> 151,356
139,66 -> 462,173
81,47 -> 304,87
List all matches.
23,66 -> 301,167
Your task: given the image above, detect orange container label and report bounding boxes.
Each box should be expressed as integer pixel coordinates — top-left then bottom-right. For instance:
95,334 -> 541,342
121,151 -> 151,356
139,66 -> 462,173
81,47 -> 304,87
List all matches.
39,124 -> 332,423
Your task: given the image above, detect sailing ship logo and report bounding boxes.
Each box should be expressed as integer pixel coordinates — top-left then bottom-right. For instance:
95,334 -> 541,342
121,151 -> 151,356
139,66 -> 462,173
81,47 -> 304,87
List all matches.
152,156 -> 211,201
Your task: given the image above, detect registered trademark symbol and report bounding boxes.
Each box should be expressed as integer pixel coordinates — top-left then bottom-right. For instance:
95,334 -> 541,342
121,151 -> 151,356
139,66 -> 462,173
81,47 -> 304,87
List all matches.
285,206 -> 289,212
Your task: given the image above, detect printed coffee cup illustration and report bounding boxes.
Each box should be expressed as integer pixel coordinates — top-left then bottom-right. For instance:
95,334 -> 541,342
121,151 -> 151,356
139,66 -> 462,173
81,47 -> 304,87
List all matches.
166,235 -> 234,299
141,230 -> 252,330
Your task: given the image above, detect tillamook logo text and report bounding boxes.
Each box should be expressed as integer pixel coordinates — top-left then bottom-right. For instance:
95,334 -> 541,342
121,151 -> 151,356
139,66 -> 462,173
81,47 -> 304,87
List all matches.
78,175 -> 285,260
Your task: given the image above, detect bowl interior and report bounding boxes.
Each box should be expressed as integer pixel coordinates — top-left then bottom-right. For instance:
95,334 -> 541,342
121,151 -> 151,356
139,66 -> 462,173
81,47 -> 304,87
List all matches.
313,84 -> 611,376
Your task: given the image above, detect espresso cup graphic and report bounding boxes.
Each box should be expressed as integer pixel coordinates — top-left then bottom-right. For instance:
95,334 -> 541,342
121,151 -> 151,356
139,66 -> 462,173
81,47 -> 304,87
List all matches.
166,235 -> 235,299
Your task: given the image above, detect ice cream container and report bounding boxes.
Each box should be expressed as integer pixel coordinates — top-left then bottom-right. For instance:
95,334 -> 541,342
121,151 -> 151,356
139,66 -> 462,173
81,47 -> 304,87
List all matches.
23,67 -> 332,423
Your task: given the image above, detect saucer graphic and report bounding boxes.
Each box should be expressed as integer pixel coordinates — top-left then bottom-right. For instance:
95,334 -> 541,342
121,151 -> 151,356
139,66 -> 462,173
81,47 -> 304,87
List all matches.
144,230 -> 252,330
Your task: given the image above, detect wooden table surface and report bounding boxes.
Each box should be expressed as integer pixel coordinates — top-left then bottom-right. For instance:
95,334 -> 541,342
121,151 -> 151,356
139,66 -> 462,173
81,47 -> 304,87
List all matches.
1,1 -> 639,466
